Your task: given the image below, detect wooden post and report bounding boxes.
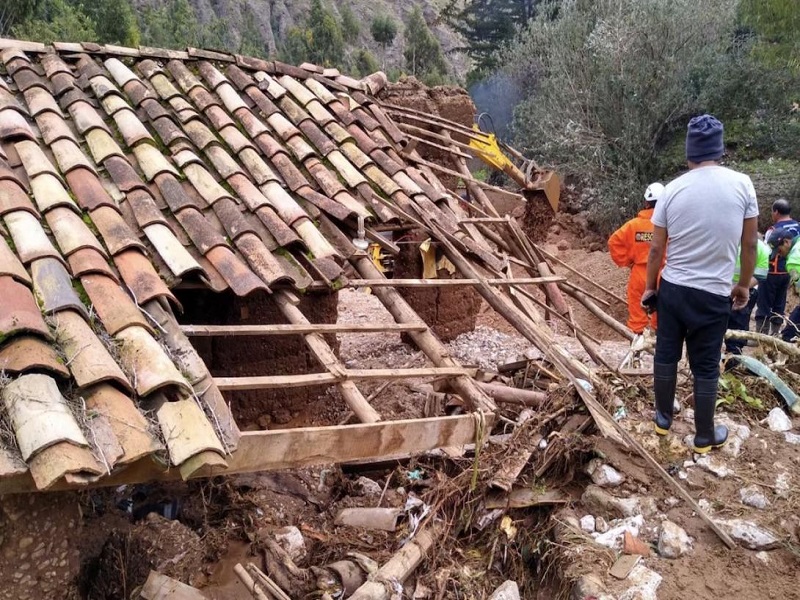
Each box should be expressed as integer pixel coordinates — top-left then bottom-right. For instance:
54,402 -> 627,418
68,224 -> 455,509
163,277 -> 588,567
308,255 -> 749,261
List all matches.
352,256 -> 496,413
474,381 -> 546,407
561,285 -> 634,341
274,290 -> 381,424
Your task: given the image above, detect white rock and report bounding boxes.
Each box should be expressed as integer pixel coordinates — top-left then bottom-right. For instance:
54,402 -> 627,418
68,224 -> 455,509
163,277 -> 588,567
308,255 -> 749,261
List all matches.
273,526 -> 306,561
355,476 -> 383,497
775,472 -> 791,499
695,455 -> 732,478
592,515 -> 644,550
657,520 -> 693,558
697,499 -> 713,513
673,399 -> 682,414
581,486 -> 640,518
715,518 -> 781,550
595,516 -> 609,533
766,407 -> 792,432
755,551 -> 771,565
489,580 -> 520,600
664,496 -> 680,508
618,565 -> 663,600
785,432 -> 800,445
683,408 -> 695,422
580,515 -> 596,533
739,485 -> 769,509
718,417 -> 751,458
589,463 -> 626,488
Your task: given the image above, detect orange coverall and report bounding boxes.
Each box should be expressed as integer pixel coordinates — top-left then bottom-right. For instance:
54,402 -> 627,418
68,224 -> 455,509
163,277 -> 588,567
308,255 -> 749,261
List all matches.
608,208 -> 659,333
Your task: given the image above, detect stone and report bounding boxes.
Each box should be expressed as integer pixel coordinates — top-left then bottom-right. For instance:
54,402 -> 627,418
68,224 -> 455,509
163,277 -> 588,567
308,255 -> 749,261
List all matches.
581,486 -> 640,519
683,408 -> 695,422
586,459 -> 626,488
572,574 -> 607,600
579,515 -> 596,533
664,497 -> 680,508
593,515 -> 644,550
766,407 -> 792,432
775,472 -> 791,499
718,417 -> 751,458
557,239 -> 569,252
695,455 -> 732,478
657,520 -> 693,558
739,485 -> 769,509
784,432 -> 800,445
489,581 -> 520,600
755,551 -> 771,565
354,476 -> 383,497
273,526 -> 306,562
17,537 -> 33,550
595,516 -> 609,533
618,565 -> 662,600
715,519 -> 781,550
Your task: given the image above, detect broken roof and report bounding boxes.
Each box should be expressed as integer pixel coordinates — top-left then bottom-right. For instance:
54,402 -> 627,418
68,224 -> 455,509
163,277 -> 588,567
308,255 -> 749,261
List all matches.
0,36 -> 500,492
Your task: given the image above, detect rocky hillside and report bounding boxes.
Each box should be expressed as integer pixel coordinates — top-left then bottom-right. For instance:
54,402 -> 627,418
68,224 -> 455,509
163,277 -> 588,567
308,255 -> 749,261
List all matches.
138,0 -> 469,78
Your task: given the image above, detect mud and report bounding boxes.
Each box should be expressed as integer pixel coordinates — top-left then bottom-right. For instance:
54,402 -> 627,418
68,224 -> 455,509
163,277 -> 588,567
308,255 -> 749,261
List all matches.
174,288 -> 339,426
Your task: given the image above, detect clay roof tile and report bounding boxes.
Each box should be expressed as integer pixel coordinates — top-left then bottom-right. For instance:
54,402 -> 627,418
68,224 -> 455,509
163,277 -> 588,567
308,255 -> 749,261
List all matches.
0,275 -> 52,340
30,257 -> 89,316
67,247 -> 119,281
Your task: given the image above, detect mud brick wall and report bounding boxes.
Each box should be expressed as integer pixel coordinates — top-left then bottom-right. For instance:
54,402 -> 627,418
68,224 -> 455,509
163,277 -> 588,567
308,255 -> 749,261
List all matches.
174,289 -> 338,426
393,230 -> 480,342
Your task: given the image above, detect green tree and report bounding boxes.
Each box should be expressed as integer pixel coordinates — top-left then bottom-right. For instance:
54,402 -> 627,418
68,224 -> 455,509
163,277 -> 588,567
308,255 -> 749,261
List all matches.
504,0 -> 743,233
281,26 -> 312,64
83,0 -> 139,46
0,0 -> 40,37
236,4 -> 265,57
137,0 -> 201,49
403,5 -> 448,83
307,0 -> 344,66
371,13 -> 397,69
340,5 -> 360,43
11,0 -> 96,43
354,48 -> 380,77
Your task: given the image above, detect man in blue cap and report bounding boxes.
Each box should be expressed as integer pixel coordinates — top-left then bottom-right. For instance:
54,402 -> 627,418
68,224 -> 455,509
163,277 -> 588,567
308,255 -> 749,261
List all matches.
641,114 -> 759,454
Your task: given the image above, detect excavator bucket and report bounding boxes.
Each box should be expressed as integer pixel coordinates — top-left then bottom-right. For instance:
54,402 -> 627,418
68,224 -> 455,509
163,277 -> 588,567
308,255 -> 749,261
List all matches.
468,125 -> 560,213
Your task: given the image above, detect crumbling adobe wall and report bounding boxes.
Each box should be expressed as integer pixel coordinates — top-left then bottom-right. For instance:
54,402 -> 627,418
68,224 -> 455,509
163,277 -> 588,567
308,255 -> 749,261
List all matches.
379,76 -> 476,191
393,230 -> 481,342
174,288 -> 338,427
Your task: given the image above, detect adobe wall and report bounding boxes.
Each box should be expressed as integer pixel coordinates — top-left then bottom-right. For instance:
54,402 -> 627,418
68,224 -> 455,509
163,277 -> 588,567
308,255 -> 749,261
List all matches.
174,288 -> 338,427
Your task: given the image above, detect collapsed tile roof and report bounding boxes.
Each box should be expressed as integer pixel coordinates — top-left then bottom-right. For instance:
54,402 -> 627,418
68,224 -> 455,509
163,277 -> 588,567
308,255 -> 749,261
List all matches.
0,38 -> 492,491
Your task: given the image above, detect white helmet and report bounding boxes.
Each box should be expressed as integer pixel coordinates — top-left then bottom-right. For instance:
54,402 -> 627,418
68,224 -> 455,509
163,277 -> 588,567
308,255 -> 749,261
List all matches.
644,182 -> 665,203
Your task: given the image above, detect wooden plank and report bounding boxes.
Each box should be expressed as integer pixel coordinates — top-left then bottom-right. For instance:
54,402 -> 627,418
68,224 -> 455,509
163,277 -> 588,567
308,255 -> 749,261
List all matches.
0,413 -> 493,494
215,367 -> 470,391
180,323 -> 428,336
345,276 -> 564,288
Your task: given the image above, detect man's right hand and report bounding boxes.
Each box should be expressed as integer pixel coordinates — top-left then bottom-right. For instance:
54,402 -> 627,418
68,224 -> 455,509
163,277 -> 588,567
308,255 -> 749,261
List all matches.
641,289 -> 658,314
731,284 -> 750,311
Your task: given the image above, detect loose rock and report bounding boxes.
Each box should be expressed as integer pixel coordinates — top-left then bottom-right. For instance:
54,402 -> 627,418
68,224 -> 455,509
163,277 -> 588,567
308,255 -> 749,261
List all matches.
489,580 -> 520,600
586,460 -> 626,488
618,565 -> 662,600
766,407 -> 792,432
775,472 -> 791,499
595,516 -> 609,533
273,526 -> 306,562
784,432 -> 800,445
739,485 -> 769,510
579,515 -> 596,533
354,476 -> 383,497
695,455 -> 732,478
593,515 -> 644,550
581,486 -> 640,519
657,520 -> 693,558
715,518 -> 781,550
572,574 -> 608,600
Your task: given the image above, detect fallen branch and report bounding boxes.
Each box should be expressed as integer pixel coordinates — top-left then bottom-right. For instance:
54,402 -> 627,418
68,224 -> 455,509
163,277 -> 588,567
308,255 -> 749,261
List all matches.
474,381 -> 547,407
724,330 -> 800,358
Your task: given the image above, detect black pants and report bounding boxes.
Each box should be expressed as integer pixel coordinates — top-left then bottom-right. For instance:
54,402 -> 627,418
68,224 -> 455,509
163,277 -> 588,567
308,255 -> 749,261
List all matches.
655,279 -> 731,379
756,272 -> 789,326
725,287 -> 758,355
781,305 -> 800,342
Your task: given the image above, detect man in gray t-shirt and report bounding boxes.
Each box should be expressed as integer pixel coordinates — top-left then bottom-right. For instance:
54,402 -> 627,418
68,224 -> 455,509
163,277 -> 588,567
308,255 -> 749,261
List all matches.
641,114 -> 759,454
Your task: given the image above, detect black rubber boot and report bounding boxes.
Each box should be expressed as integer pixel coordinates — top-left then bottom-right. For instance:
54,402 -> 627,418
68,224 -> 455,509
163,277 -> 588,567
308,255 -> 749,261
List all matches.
754,315 -> 767,334
693,377 -> 728,453
653,362 -> 677,435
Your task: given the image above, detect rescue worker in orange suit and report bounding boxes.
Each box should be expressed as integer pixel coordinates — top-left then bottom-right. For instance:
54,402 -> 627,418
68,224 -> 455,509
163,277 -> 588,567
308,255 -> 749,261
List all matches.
608,183 -> 666,333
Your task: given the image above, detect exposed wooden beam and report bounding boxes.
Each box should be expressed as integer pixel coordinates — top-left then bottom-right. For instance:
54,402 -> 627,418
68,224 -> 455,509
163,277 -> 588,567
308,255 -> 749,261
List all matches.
0,414 -> 493,494
180,323 -> 429,337
344,276 -> 564,288
215,367 -> 472,391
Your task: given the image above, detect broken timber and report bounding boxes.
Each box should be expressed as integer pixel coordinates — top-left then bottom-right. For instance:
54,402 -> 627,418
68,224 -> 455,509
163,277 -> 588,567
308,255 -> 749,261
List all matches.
344,276 -> 565,287
0,413 -> 492,494
180,323 -> 429,336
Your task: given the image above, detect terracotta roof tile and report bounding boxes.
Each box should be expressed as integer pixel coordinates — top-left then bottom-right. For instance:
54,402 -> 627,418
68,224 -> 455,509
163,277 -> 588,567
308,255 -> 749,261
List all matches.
103,57 -> 138,88
112,108 -> 155,146
84,128 -> 124,163
268,154 -> 308,192
151,116 -> 188,147
0,87 -> 29,115
0,275 -> 52,340
113,248 -> 178,305
132,142 -> 179,181
255,206 -> 302,248
182,119 -> 219,150
103,155 -> 147,192
15,140 -> 63,180
212,197 -> 256,240
0,235 -> 30,284
50,138 -> 98,175
52,308 -> 131,390
234,232 -> 291,286
197,61 -> 227,90
204,145 -> 246,179
0,109 -> 36,142
30,257 -> 88,316
298,120 -> 336,156
0,179 -> 37,217
23,86 -> 64,117
296,186 -> 358,222
116,324 -> 192,396
153,172 -> 202,213
174,207 -> 227,253
67,247 -> 118,280
99,92 -> 131,116
234,108 -> 269,138
122,79 -> 156,107
327,150 -> 369,187
154,397 -> 225,468
89,205 -> 146,255
62,168 -> 113,211
45,206 -> 107,257
149,72 -> 183,101
68,101 -> 110,136
81,273 -> 152,335
13,69 -> 50,94
0,335 -> 69,378
305,158 -> 346,197
140,97 -> 170,121
4,210 -> 64,265
182,163 -> 233,205
205,245 -> 268,295
142,222 -> 204,277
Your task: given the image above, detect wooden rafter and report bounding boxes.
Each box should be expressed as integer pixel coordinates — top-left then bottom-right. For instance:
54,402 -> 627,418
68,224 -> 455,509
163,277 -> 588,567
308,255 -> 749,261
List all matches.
180,323 -> 429,336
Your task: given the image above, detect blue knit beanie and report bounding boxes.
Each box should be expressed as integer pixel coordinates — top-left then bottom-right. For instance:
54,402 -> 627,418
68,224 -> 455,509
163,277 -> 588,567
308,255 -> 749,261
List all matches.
685,114 -> 724,163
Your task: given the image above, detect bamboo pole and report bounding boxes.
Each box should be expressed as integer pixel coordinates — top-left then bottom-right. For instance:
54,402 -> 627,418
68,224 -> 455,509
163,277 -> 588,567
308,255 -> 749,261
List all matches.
344,276 -> 564,287
535,244 -> 627,306
233,564 -> 270,600
353,256 -> 497,413
274,291 -> 381,423
180,323 -> 428,336
474,381 -> 547,407
348,528 -> 436,600
561,285 -> 634,341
